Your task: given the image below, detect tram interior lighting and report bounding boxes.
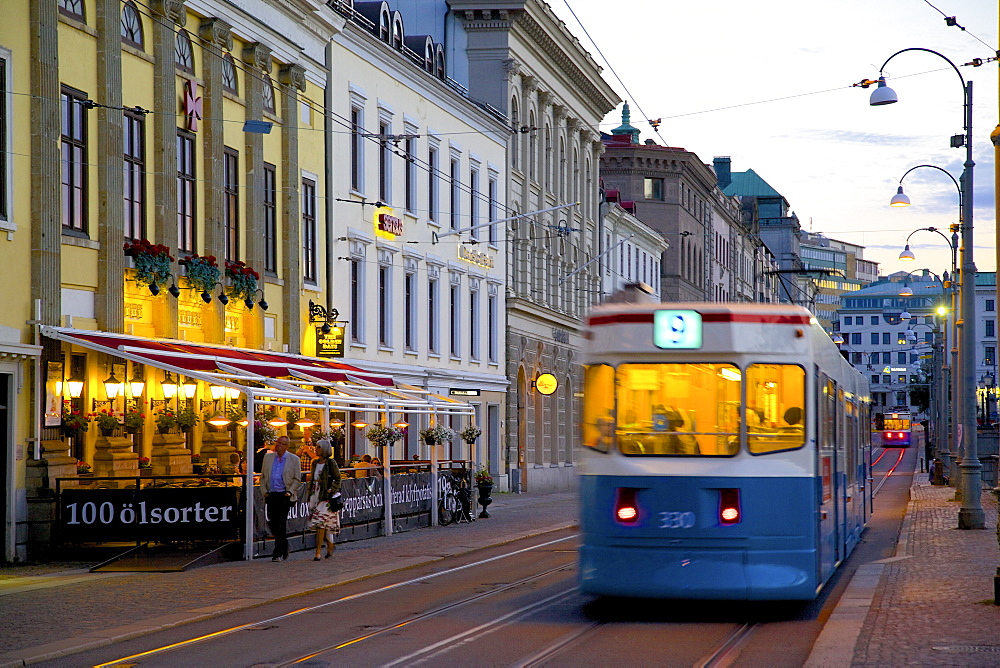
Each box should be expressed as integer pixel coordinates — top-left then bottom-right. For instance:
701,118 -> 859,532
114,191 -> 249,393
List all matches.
717,368 -> 741,382
719,489 -> 742,526
614,487 -> 640,524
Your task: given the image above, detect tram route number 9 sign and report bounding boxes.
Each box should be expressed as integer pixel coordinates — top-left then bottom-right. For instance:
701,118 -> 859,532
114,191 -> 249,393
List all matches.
59,487 -> 242,543
653,310 -> 702,349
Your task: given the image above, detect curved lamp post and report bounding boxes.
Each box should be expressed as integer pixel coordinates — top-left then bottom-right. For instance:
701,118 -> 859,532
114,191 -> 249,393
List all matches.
864,47 -> 982,528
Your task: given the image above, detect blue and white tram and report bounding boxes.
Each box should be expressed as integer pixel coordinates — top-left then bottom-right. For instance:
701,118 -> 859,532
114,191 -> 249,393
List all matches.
579,303 -> 872,600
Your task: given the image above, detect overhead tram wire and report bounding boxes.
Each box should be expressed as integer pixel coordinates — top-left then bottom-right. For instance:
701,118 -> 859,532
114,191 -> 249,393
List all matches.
921,0 -> 998,53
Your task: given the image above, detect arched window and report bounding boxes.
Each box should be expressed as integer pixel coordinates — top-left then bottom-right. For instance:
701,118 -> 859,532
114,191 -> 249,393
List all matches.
510,97 -> 519,169
222,53 -> 238,94
528,111 -> 537,181
435,45 -> 445,80
424,42 -> 434,72
543,124 -> 551,191
175,30 -> 194,73
120,1 -> 143,48
379,8 -> 390,42
262,75 -> 275,114
59,0 -> 84,21
391,13 -> 404,50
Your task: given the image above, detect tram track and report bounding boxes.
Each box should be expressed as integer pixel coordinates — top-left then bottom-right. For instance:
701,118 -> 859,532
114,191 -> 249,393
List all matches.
873,448 -> 906,497
93,533 -> 577,668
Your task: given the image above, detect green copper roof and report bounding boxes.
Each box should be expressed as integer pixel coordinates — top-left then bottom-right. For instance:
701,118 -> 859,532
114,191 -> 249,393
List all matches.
721,168 -> 783,198
610,102 -> 640,144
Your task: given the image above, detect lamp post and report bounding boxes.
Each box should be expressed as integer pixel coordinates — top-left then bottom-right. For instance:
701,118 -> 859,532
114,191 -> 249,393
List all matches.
864,47 -> 983,528
896,265 -> 954,472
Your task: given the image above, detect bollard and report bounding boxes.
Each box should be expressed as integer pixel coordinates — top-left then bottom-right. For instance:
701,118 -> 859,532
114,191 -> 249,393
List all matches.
931,459 -> 945,486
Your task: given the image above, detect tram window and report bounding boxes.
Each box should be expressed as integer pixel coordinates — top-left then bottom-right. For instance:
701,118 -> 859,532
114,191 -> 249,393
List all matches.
614,363 -> 740,456
746,364 -> 806,454
583,364 -> 615,453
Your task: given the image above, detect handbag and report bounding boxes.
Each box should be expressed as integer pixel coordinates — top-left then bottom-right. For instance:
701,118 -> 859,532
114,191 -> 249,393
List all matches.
328,493 -> 344,513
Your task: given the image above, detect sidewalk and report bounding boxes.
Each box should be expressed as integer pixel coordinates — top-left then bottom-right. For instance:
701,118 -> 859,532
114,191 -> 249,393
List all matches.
808,466 -> 1000,667
0,491 -> 578,667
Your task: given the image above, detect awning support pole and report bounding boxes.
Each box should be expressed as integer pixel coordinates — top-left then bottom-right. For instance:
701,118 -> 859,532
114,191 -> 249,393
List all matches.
243,392 -> 256,561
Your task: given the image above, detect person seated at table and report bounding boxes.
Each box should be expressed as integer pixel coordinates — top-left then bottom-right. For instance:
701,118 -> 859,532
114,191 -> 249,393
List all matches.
370,456 -> 384,476
353,453 -> 373,478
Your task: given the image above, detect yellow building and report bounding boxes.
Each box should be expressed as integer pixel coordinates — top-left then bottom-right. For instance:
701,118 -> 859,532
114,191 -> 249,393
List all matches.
1,0 -> 337,561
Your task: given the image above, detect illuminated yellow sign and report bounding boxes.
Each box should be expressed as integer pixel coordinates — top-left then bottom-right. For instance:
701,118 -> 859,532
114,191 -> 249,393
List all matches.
535,373 -> 558,395
374,204 -> 403,240
459,245 -> 494,268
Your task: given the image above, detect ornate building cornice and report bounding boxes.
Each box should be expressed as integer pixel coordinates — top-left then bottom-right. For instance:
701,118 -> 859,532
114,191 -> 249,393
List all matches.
199,17 -> 233,51
150,0 -> 186,26
279,63 -> 307,92
242,42 -> 272,72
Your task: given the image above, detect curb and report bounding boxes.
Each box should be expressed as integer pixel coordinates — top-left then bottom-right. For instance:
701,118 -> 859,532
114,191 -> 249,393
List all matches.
0,522 -> 576,667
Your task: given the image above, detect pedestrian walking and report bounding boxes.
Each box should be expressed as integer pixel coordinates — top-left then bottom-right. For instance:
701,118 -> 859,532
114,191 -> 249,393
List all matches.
260,435 -> 302,561
308,438 -> 342,560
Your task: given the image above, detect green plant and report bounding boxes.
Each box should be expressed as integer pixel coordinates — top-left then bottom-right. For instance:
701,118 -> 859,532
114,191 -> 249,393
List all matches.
123,409 -> 145,430
179,253 -> 221,294
225,259 -> 260,303
253,419 -> 277,444
124,239 -> 174,292
176,405 -> 198,430
419,424 -> 454,444
76,461 -> 92,474
190,454 -> 204,464
460,424 -> 482,443
312,425 -> 346,442
155,409 -> 178,433
474,464 -> 493,485
89,409 -> 119,433
366,423 -> 405,447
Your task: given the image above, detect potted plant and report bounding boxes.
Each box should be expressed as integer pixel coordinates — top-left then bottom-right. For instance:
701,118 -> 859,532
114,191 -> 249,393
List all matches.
154,409 -> 178,434
178,253 -> 221,302
76,460 -> 92,475
253,419 -> 277,447
89,409 -> 120,436
365,423 -> 405,448
123,239 -> 174,296
176,405 -> 199,433
225,259 -> 260,308
191,453 -> 206,474
61,403 -> 89,439
286,408 -> 301,431
123,409 -> 145,434
419,424 -> 454,446
474,463 -> 494,518
460,424 -> 482,445
138,456 -> 152,476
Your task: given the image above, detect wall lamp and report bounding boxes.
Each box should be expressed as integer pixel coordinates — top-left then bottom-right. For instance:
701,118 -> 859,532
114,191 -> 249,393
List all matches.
309,300 -> 347,334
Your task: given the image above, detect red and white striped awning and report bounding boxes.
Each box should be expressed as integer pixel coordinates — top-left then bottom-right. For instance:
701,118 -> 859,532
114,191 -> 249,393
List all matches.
42,326 -> 472,417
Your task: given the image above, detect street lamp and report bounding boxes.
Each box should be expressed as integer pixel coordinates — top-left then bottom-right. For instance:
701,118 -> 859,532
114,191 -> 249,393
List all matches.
863,47 -> 983,529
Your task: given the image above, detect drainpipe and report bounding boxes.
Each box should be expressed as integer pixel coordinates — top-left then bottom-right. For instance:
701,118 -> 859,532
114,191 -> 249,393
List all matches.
324,40 -> 336,319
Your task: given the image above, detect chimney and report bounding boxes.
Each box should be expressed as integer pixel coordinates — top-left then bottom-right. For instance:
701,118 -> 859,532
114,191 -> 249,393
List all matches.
713,156 -> 732,189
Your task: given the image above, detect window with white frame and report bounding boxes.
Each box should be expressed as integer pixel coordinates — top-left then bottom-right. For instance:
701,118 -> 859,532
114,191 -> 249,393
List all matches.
176,130 -> 196,252
0,52 -> 8,227
488,174 -> 498,245
428,142 -> 439,224
62,87 -> 89,234
469,283 -> 480,360
378,261 -> 391,347
404,136 -> 416,213
428,273 -> 439,354
302,177 -> 317,282
263,163 -> 277,273
450,156 -> 460,230
469,164 -> 480,240
378,121 -> 390,203
351,257 -> 364,343
404,269 -> 416,351
123,110 -> 145,240
350,107 -> 363,192
487,289 -> 498,363
450,279 -> 461,358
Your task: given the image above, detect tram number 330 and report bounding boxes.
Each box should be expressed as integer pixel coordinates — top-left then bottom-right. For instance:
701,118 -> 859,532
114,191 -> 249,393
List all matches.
658,511 -> 696,528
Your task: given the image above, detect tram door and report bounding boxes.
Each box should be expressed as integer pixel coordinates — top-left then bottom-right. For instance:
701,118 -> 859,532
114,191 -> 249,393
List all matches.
816,371 -> 838,581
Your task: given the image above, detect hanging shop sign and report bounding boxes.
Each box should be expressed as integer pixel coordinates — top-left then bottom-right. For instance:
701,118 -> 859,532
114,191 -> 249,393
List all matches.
450,389 -> 480,397
316,326 -> 346,358
59,486 -> 242,543
535,373 -> 558,395
374,204 -> 403,240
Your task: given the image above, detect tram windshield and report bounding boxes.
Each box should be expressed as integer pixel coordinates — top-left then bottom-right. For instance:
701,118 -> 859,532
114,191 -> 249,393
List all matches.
746,364 -> 806,453
586,363 -> 742,456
